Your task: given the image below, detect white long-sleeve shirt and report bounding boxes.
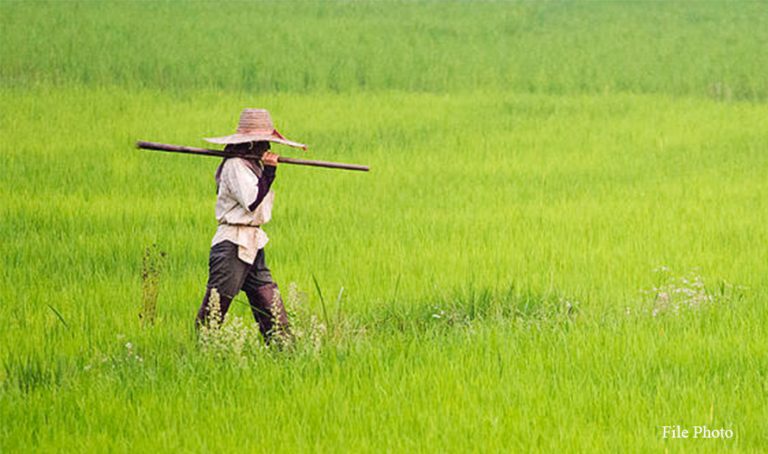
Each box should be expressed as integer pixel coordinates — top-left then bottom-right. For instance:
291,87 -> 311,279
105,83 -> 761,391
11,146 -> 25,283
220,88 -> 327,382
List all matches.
210,158 -> 275,264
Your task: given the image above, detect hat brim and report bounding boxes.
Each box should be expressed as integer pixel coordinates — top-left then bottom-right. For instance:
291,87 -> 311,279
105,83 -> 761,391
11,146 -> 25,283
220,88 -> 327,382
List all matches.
204,133 -> 307,150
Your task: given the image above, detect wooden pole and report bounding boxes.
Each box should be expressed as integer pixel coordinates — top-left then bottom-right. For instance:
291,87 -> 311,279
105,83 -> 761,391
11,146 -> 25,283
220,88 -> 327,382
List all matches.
136,141 -> 370,172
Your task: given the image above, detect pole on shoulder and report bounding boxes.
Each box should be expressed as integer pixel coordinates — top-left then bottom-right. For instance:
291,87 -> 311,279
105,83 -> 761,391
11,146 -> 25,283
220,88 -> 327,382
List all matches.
136,141 -> 370,172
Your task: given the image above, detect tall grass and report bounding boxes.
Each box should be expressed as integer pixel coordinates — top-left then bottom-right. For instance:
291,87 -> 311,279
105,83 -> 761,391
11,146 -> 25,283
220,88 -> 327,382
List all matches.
1,1 -> 767,99
1,1 -> 767,452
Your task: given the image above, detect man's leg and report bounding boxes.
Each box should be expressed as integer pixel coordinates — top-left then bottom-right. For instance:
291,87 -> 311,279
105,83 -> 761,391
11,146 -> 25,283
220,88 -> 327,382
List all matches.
242,249 -> 290,343
196,241 -> 250,327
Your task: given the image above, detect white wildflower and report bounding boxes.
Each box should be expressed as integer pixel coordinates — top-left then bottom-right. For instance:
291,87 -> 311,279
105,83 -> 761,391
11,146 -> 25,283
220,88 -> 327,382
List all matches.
639,268 -> 724,317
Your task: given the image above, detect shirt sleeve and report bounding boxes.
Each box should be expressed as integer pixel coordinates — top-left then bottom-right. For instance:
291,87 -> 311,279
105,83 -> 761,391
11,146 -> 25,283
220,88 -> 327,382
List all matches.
248,165 -> 276,211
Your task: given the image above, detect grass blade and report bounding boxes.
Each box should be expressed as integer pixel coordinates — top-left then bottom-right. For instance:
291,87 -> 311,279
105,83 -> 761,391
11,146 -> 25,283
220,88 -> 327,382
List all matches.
312,274 -> 330,328
46,304 -> 69,330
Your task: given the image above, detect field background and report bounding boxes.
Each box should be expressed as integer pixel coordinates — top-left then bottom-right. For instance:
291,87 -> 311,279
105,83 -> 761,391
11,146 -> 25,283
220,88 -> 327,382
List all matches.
1,1 -> 767,452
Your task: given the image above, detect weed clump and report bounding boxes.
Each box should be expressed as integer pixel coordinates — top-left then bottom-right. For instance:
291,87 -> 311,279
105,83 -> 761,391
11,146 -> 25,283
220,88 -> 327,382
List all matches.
140,243 -> 166,327
2,353 -> 66,394
634,267 -> 746,317
196,284 -> 357,364
372,286 -> 581,336
197,289 -> 262,365
283,283 -> 325,352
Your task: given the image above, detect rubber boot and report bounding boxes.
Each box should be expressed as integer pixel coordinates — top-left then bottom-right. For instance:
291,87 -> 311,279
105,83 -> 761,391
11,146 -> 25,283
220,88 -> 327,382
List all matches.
247,283 -> 291,344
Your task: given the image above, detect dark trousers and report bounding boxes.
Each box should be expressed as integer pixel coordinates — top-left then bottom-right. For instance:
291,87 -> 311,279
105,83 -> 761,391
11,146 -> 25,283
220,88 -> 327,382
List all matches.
196,240 -> 289,342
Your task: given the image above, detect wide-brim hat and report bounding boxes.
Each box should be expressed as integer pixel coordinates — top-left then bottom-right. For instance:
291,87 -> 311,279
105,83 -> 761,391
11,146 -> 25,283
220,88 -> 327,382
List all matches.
204,108 -> 307,150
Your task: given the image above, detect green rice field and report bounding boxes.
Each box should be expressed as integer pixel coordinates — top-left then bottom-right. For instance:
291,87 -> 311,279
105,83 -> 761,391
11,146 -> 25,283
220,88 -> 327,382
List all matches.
1,1 -> 767,452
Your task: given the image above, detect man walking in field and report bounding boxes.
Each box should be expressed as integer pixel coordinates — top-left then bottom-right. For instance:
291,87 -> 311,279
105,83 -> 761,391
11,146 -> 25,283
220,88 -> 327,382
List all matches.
196,108 -> 306,344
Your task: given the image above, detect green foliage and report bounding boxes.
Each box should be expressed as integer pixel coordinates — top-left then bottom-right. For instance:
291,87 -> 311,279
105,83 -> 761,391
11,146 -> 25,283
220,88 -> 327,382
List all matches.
1,1 -> 767,452
1,1 -> 767,99
140,243 -> 166,326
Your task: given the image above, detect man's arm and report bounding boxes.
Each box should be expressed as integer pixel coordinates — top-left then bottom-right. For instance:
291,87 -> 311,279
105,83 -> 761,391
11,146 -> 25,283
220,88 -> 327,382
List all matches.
226,156 -> 278,213
247,164 -> 276,211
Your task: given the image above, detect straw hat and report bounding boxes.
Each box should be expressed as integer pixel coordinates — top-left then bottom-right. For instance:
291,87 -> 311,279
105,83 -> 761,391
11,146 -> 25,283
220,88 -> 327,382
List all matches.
204,108 -> 307,150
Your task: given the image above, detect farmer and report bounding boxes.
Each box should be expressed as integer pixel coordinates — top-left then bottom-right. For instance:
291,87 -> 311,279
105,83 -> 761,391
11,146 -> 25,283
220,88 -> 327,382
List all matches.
196,108 -> 307,344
